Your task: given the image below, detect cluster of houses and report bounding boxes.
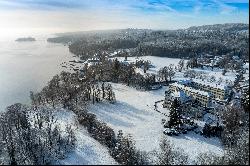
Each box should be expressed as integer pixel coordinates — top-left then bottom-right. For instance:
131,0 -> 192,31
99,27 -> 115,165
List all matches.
163,79 -> 232,108
197,54 -> 223,68
197,54 -> 244,69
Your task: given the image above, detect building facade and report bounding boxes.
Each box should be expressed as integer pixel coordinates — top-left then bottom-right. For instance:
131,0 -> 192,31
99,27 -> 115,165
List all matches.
165,79 -> 231,107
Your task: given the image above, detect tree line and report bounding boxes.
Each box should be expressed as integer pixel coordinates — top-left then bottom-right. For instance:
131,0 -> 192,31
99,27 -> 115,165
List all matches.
48,23 -> 249,61
0,104 -> 76,165
30,71 -> 116,109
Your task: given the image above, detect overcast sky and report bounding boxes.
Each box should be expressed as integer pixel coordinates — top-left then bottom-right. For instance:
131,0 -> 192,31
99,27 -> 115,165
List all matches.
0,0 -> 249,37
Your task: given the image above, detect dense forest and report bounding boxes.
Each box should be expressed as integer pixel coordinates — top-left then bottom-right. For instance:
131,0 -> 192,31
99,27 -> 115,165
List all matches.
48,23 -> 249,60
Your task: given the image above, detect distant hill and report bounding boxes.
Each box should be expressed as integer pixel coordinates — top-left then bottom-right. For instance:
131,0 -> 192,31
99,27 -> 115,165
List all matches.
15,37 -> 36,42
187,23 -> 249,32
47,23 -> 249,60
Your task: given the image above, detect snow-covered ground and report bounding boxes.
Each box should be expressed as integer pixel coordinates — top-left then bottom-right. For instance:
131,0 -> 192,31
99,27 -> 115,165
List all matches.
90,83 -> 165,152
243,63 -> 249,82
53,108 -> 117,165
113,56 -> 185,74
60,55 -> 240,163
113,56 -> 187,80
191,67 -> 237,83
89,83 -> 224,163
112,56 -> 237,84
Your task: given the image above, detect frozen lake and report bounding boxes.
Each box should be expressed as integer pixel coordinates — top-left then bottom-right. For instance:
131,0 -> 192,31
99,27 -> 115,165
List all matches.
0,35 -> 73,111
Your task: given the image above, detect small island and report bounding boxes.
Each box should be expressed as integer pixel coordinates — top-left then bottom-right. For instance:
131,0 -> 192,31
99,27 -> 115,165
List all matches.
15,37 -> 36,42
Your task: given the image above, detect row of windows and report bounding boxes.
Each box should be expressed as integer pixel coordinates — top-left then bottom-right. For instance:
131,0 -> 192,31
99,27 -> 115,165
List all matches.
169,86 -> 209,99
196,100 -> 208,107
169,88 -> 210,107
194,86 -> 226,97
169,85 -> 226,101
195,96 -> 209,102
200,87 -> 225,93
192,83 -> 226,92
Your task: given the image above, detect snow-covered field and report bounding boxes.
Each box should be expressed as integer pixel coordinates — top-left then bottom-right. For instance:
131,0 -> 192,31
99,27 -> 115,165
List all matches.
113,56 -> 237,84
116,56 -> 185,69
113,56 -> 185,75
53,109 -> 117,165
89,83 -> 224,163
191,67 -> 237,83
58,56 -> 242,164
90,83 -> 165,152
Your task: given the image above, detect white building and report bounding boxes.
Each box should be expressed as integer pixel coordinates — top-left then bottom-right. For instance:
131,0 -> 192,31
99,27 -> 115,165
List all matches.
165,79 -> 232,107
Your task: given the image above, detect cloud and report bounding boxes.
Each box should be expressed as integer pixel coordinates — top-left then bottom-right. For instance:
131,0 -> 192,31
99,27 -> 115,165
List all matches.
141,0 -> 177,12
0,0 -> 248,14
212,0 -> 237,14
0,0 -> 248,35
0,0 -> 88,10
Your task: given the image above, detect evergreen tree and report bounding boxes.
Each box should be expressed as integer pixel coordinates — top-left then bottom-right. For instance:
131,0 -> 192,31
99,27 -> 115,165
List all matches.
111,130 -> 148,165
202,123 -> 211,137
112,58 -> 120,83
168,98 -> 182,128
241,87 -> 249,112
178,59 -> 185,72
187,57 -> 198,68
112,130 -> 123,163
158,137 -> 188,165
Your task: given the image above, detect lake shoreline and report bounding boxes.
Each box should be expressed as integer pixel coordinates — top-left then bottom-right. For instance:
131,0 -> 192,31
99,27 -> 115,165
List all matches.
0,36 -> 73,111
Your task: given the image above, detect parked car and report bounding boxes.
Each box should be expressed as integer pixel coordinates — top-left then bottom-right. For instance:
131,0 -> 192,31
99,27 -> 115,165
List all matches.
193,123 -> 198,129
182,129 -> 188,134
163,121 -> 170,128
161,119 -> 166,124
163,128 -> 179,136
182,122 -> 198,131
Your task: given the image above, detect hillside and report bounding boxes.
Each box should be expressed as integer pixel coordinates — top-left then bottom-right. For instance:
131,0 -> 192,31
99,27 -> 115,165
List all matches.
47,23 -> 249,60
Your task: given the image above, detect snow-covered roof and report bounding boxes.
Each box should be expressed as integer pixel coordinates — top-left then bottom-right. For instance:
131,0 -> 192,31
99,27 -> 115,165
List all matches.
170,82 -> 212,97
192,78 -> 231,90
178,79 -> 192,85
243,63 -> 249,69
203,113 -> 220,125
177,78 -> 231,90
232,56 -> 240,60
121,61 -> 130,65
87,57 -> 100,62
109,51 -> 120,57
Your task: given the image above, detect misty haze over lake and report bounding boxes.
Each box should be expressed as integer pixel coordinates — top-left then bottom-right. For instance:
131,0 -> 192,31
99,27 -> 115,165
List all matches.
0,35 -> 72,111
